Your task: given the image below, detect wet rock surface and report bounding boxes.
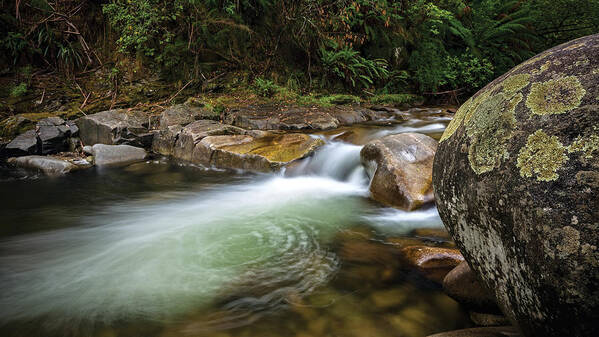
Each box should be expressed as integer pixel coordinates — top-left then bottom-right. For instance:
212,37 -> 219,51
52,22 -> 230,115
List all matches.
194,133 -> 325,172
433,34 -> 599,337
361,133 -> 437,210
443,262 -> 499,313
86,144 -> 147,166
399,246 -> 464,283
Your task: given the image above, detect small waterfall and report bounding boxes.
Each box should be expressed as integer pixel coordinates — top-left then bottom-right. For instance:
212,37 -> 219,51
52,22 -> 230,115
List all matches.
287,141 -> 368,186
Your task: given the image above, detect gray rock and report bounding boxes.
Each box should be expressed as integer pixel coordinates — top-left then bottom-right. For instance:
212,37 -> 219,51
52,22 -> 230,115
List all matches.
66,120 -> 79,136
443,261 -> 499,313
433,34 -> 599,337
76,110 -> 153,148
37,117 -> 65,126
159,103 -> 218,129
8,155 -> 77,176
152,125 -> 182,156
38,125 -> 68,155
4,130 -> 40,156
361,133 -> 437,210
88,144 -> 147,166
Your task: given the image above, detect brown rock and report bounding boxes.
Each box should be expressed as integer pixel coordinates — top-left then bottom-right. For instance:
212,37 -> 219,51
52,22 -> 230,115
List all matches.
469,312 -> 511,327
361,133 -> 437,210
443,262 -> 499,313
400,246 -> 464,282
193,133 -> 324,172
172,120 -> 246,161
426,326 -> 520,337
411,228 -> 453,241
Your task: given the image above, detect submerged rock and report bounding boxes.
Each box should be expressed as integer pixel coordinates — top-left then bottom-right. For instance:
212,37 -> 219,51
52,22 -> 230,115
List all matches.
433,34 -> 599,337
469,312 -> 511,327
361,133 -> 437,210
87,144 -> 147,166
76,110 -> 154,147
427,326 -> 520,337
8,155 -> 78,176
443,262 -> 499,313
399,246 -> 464,283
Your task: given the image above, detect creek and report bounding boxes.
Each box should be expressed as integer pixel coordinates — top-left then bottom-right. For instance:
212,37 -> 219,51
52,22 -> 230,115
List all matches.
0,108 -> 470,337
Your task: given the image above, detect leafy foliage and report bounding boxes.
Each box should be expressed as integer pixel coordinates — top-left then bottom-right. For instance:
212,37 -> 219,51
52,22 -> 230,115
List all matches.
2,0 -> 598,99
253,77 -> 279,97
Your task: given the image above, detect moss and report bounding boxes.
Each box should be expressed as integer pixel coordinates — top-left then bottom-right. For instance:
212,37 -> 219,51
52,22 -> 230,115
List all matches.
502,74 -> 530,96
568,129 -> 599,159
465,93 -> 521,174
526,76 -> 586,116
516,129 -> 569,182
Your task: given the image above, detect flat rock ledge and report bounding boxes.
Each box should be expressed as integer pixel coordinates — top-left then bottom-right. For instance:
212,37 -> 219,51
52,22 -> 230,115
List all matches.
153,119 -> 323,172
8,155 -> 91,176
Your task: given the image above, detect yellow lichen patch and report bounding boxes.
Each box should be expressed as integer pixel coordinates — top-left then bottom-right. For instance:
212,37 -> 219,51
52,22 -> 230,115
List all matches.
526,76 -> 586,116
517,130 -> 569,182
568,129 -> 599,159
465,93 -> 520,174
502,74 -> 530,96
440,98 -> 471,143
563,42 -> 586,51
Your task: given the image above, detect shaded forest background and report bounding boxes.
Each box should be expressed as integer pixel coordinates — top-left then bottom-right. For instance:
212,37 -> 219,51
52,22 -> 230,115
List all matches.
1,0 -> 599,106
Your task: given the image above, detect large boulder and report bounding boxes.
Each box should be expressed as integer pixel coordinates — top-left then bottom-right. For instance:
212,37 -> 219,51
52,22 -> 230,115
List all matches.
361,133 -> 437,210
433,34 -> 599,337
76,110 -> 154,147
85,144 -> 147,166
193,133 -> 324,172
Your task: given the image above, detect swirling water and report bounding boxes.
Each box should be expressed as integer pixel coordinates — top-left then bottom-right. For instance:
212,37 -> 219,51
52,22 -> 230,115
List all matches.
0,114 -> 463,337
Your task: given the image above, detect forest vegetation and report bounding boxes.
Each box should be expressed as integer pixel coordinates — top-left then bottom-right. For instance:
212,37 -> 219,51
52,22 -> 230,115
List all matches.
1,0 -> 599,115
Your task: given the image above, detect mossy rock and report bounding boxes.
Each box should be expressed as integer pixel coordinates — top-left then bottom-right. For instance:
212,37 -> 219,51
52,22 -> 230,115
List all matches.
433,34 -> 599,337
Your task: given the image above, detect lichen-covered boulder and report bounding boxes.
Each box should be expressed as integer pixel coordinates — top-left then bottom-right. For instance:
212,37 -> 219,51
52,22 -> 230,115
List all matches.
361,133 -> 438,210
433,34 -> 599,337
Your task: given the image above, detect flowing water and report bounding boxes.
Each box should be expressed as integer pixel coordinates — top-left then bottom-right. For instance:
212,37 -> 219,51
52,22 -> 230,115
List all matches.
0,109 -> 470,337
